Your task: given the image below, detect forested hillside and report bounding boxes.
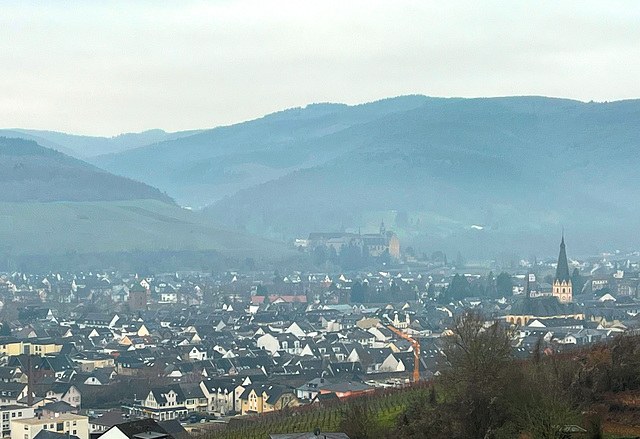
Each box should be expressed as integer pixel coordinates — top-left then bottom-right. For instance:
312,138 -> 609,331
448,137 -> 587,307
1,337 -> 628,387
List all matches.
0,137 -> 174,203
88,96 -> 640,255
203,97 -> 640,255
92,96 -> 433,207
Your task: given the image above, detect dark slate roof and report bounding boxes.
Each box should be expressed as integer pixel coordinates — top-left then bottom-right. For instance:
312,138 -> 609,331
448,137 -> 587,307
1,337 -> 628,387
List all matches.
555,237 -> 571,283
40,400 -> 75,413
89,411 -> 129,427
510,296 -> 582,317
110,419 -> 172,439
157,420 -> 188,439
33,432 -> 80,439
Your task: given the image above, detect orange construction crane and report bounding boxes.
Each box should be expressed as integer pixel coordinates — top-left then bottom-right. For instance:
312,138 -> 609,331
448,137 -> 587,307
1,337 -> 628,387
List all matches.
387,325 -> 420,382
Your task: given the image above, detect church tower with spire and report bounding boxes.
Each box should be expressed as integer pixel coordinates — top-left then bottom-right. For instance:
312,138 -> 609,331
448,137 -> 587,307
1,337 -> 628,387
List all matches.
553,234 -> 572,303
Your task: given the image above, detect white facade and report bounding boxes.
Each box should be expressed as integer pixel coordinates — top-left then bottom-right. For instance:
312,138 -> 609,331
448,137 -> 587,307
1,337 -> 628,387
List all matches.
11,414 -> 88,439
0,405 -> 34,437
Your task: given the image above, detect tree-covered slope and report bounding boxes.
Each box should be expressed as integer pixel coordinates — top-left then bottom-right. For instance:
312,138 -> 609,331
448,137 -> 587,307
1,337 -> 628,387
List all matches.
203,97 -> 640,255
91,96 -> 436,207
0,137 -> 174,203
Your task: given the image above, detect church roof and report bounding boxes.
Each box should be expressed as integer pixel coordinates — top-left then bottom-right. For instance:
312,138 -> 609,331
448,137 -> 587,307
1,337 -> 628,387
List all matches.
510,296 -> 581,317
555,236 -> 571,283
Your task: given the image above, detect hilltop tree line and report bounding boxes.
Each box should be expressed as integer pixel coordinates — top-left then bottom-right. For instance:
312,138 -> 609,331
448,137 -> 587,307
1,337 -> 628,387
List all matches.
348,280 -> 417,304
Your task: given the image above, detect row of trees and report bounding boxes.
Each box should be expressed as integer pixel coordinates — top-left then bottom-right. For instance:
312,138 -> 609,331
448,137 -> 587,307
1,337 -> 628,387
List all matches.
349,280 -> 417,303
440,271 -> 513,301
313,244 -> 391,270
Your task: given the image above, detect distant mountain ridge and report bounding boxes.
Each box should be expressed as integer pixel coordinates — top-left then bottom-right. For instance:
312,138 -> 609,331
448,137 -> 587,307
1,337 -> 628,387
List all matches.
9,95 -> 640,256
91,95 -> 433,207
201,96 -> 640,255
0,128 -> 203,158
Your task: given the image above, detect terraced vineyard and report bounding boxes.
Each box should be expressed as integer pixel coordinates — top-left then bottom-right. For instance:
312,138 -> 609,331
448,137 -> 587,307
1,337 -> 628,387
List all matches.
202,381 -> 432,439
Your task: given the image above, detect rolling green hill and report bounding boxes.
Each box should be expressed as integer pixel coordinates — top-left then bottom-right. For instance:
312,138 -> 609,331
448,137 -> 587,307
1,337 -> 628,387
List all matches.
0,199 -> 292,259
0,137 -> 292,266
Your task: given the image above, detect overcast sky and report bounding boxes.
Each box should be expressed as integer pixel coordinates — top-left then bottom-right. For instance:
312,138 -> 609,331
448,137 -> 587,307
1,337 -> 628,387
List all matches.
2,0 -> 640,136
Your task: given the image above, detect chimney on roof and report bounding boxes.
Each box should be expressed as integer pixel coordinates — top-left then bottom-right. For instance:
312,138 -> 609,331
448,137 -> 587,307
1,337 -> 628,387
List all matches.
27,355 -> 33,406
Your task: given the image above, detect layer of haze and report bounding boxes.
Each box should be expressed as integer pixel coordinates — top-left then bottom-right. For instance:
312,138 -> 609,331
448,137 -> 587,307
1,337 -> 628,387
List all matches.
2,0 -> 640,135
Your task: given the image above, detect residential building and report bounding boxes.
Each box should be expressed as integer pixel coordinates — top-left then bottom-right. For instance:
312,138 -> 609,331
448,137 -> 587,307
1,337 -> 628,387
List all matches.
0,405 -> 35,438
10,414 -> 88,439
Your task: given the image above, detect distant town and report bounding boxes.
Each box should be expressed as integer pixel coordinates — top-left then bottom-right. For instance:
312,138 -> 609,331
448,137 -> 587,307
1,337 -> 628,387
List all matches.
0,228 -> 638,438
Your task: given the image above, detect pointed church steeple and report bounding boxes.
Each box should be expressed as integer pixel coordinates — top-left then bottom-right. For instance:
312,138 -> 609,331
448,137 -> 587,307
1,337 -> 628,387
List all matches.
380,220 -> 386,236
553,233 -> 572,303
555,235 -> 570,283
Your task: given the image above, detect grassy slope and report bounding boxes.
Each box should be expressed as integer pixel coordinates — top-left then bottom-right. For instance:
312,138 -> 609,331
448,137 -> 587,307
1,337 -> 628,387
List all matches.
0,199 -> 292,259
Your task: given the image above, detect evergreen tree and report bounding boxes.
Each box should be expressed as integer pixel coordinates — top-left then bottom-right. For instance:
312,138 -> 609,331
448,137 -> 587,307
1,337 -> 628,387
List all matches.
379,248 -> 391,266
571,268 -> 585,295
427,282 -> 435,297
485,271 -> 497,297
313,245 -> 327,266
329,246 -> 339,265
446,274 -> 471,300
340,243 -> 364,271
256,284 -> 268,296
496,272 -> 513,297
350,281 -> 365,303
0,322 -> 10,336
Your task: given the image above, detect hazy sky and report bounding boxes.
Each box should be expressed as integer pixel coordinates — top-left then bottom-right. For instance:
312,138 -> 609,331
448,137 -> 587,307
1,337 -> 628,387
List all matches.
2,0 -> 640,135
